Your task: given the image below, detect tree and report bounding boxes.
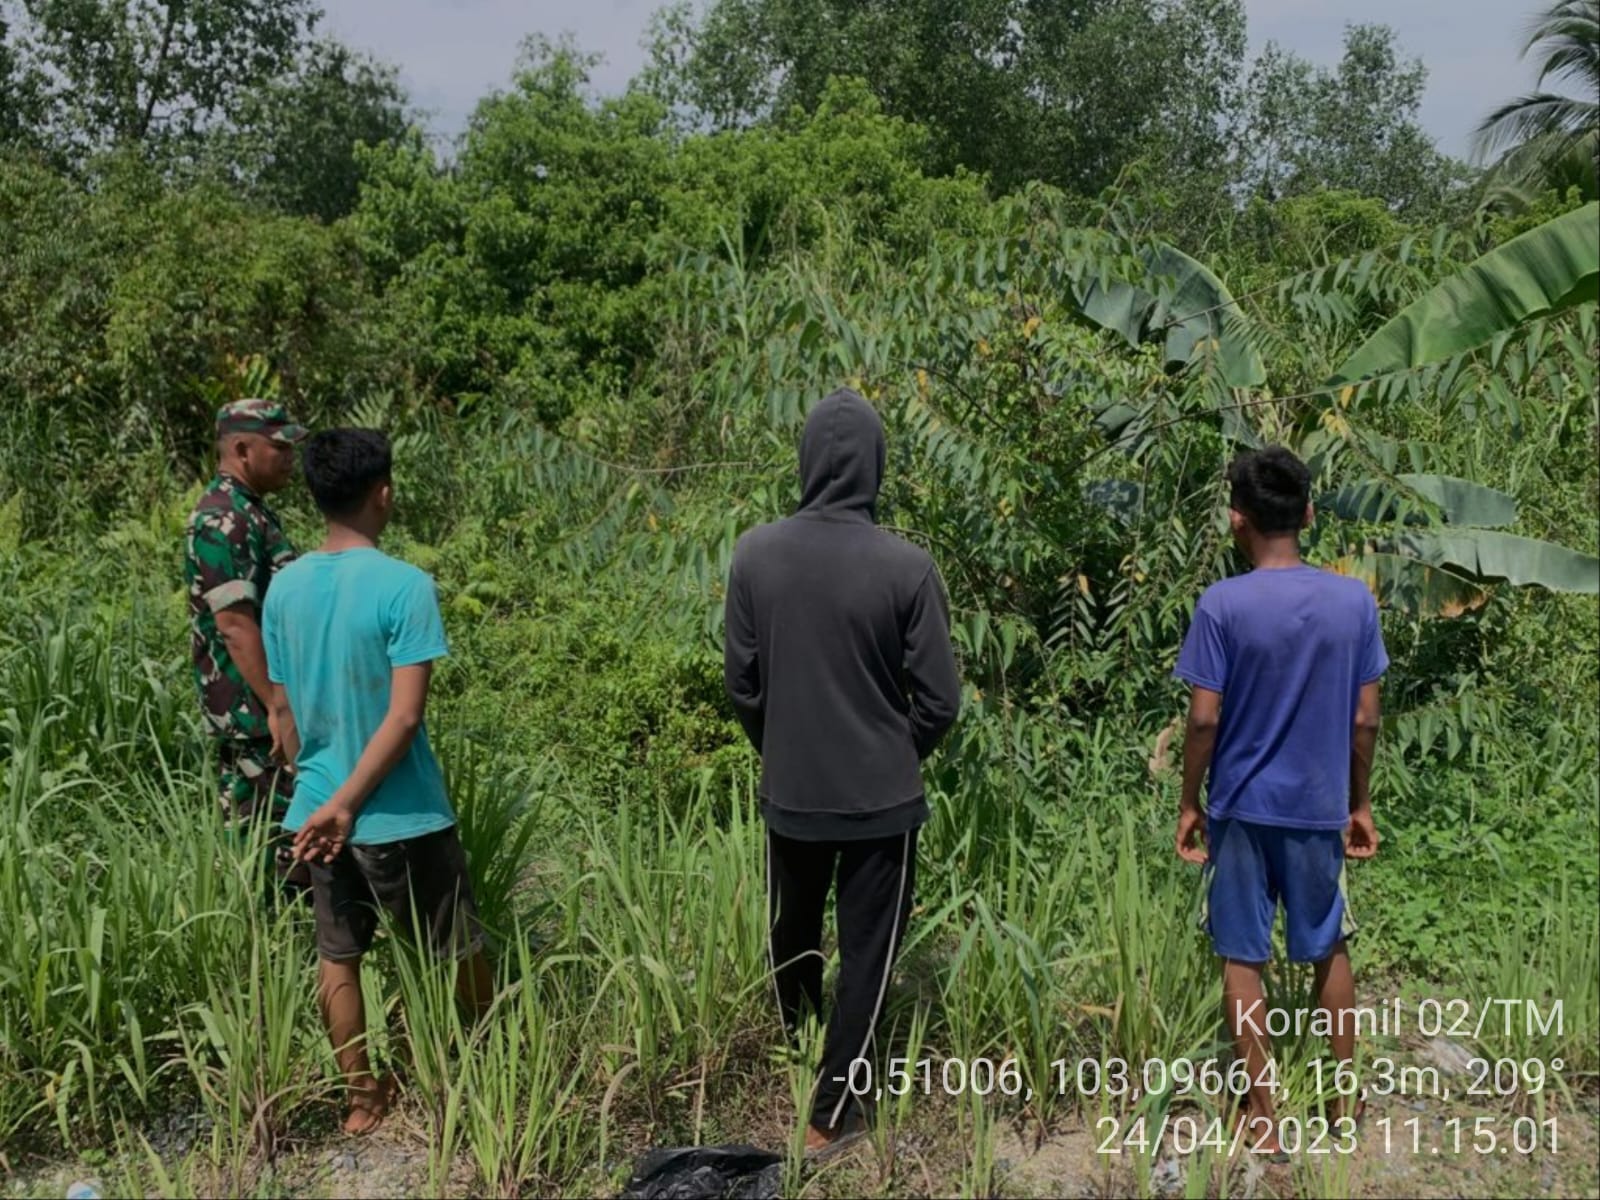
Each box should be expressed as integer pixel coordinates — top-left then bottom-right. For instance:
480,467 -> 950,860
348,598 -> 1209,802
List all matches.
1234,23 -> 1462,217
643,0 -> 1247,198
0,9 -> 45,147
0,14 -> 22,143
350,40 -> 992,422
211,38 -> 410,222
5,0 -> 318,160
1474,0 -> 1599,202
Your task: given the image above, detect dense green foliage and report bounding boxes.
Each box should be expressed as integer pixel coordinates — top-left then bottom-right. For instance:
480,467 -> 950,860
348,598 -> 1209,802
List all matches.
645,0 -> 1246,201
0,0 -> 407,218
1,2 -> 1597,1196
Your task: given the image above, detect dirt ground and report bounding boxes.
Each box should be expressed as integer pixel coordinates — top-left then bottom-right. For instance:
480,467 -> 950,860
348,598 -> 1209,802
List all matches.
6,1036 -> 1597,1199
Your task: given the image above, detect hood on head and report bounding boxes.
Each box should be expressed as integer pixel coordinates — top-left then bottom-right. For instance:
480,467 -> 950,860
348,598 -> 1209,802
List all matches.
798,388 -> 885,519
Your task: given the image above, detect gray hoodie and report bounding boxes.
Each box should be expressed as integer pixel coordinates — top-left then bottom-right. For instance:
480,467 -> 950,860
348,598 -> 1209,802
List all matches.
723,388 -> 962,840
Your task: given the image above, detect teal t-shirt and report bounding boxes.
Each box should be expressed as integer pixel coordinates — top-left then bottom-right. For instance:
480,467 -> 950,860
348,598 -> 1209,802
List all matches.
263,547 -> 456,845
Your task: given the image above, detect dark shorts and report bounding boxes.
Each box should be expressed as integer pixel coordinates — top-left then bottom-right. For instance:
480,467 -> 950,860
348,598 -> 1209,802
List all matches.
1201,817 -> 1356,964
309,826 -> 484,963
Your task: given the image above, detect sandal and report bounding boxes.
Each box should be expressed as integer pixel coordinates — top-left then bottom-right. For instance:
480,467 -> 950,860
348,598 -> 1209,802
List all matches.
1230,1106 -> 1291,1164
803,1110 -> 871,1165
341,1075 -> 398,1136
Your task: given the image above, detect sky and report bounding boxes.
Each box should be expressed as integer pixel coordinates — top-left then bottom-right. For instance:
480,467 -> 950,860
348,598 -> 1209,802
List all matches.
316,0 -> 1541,161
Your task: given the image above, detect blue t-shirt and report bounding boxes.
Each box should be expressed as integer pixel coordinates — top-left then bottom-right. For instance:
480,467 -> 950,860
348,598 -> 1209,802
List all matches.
263,547 -> 456,845
1174,564 -> 1389,831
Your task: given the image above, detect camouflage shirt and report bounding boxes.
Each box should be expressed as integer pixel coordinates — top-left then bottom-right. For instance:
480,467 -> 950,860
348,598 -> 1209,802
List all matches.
184,474 -> 296,742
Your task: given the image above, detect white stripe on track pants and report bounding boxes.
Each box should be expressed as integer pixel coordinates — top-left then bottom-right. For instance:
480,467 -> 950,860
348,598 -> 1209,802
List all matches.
766,827 -> 917,1131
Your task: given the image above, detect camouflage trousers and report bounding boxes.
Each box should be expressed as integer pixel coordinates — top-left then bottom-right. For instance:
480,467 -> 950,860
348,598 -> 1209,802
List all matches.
217,738 -> 311,894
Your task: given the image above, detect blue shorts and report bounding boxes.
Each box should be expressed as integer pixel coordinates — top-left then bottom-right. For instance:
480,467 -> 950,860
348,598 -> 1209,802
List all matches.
1201,818 -> 1356,964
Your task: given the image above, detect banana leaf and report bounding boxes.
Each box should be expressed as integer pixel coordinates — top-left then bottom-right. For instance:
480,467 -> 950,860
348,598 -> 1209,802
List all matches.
1395,529 -> 1600,594
1078,243 -> 1266,388
1325,553 -> 1490,619
1320,474 -> 1518,527
1329,203 -> 1600,385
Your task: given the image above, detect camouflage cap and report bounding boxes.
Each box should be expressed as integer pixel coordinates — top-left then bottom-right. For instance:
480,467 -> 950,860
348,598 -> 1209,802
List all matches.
215,398 -> 308,445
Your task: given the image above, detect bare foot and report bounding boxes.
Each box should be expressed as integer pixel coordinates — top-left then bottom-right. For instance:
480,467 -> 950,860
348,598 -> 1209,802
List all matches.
342,1075 -> 397,1136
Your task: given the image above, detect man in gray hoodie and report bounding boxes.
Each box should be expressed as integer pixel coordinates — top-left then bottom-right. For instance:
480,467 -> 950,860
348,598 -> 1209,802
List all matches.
724,387 -> 962,1153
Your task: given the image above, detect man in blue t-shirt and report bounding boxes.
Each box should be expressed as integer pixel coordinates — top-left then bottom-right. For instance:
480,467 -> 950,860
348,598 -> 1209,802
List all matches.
1173,446 -> 1387,1154
263,428 -> 493,1136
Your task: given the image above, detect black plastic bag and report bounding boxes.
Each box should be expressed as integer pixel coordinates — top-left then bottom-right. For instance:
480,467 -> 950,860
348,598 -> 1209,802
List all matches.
619,1144 -> 783,1199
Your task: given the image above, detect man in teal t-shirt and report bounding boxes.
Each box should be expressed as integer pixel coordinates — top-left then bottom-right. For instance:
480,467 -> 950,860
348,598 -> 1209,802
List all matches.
262,427 -> 493,1136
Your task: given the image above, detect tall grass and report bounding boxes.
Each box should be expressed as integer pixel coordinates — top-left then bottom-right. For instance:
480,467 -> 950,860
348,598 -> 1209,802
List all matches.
1,598 -> 1595,1197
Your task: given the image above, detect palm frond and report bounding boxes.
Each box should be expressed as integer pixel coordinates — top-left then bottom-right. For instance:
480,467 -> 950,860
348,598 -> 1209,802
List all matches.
1477,94 -> 1596,155
1533,37 -> 1600,91
1479,128 -> 1600,207
1521,0 -> 1600,62
1475,0 -> 1600,188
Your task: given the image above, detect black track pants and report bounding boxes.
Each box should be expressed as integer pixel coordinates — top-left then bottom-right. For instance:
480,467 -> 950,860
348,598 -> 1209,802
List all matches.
765,827 -> 918,1130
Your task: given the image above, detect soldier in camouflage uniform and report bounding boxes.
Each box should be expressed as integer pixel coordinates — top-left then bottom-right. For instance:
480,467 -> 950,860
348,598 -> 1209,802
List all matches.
184,399 -> 310,894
